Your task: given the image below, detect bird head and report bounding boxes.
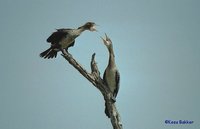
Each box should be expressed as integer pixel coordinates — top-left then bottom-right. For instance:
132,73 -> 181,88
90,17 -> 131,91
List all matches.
82,22 -> 97,31
101,33 -> 112,47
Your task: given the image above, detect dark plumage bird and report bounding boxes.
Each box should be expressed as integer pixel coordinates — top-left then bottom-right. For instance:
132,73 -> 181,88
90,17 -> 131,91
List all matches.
101,34 -> 120,118
40,22 -> 97,59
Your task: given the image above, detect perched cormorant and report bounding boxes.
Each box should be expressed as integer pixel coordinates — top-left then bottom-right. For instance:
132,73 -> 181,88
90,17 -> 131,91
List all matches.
101,34 -> 120,118
40,22 -> 97,59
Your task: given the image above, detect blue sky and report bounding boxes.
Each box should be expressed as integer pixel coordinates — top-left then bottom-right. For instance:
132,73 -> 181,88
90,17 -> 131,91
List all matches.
0,0 -> 199,129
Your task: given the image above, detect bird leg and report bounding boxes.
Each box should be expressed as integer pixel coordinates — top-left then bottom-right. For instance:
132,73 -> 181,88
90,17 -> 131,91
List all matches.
61,48 -> 67,55
60,48 -> 72,58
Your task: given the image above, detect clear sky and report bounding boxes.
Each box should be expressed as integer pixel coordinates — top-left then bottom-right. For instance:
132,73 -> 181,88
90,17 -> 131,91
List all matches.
0,0 -> 199,129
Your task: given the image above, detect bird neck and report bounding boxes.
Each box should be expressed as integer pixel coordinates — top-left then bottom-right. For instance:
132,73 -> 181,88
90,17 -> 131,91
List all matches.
69,27 -> 86,38
108,45 -> 116,68
77,26 -> 87,33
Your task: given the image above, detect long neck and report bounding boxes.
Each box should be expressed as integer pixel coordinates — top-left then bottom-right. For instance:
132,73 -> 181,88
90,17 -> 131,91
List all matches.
77,26 -> 87,33
107,45 -> 116,68
72,26 -> 86,37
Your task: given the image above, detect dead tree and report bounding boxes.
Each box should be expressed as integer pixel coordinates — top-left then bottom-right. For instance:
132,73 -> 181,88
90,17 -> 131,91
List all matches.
62,53 -> 123,129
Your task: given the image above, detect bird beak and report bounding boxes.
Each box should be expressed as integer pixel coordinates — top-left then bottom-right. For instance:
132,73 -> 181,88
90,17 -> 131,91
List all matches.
105,33 -> 111,41
100,36 -> 107,45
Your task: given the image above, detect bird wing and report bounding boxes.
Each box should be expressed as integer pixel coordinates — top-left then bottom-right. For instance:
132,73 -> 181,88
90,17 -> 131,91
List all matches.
46,30 -> 69,44
103,69 -> 120,98
114,70 -> 120,98
103,70 -> 108,85
68,40 -> 75,48
64,41 -> 75,51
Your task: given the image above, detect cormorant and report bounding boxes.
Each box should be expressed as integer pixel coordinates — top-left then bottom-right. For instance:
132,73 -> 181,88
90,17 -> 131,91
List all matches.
40,22 -> 97,59
101,34 -> 120,118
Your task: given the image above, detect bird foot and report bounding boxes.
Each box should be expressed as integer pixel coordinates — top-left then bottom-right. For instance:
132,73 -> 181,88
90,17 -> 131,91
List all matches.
60,49 -> 73,58
61,49 -> 68,55
62,52 -> 72,58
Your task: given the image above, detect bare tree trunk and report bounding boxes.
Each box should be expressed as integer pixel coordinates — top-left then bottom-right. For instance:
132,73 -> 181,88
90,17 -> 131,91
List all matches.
62,53 -> 123,129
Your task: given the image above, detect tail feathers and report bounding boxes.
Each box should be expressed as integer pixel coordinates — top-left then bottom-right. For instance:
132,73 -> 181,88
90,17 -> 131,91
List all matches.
40,48 -> 57,59
105,102 -> 110,118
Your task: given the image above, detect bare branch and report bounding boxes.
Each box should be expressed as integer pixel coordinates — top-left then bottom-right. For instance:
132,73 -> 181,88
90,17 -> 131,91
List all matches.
62,53 -> 123,129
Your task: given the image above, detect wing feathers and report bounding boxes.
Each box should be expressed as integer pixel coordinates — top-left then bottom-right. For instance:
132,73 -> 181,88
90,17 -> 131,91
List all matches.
47,31 -> 68,43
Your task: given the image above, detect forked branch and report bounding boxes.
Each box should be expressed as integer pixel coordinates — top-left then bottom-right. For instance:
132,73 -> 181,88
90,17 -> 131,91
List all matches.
62,53 -> 123,129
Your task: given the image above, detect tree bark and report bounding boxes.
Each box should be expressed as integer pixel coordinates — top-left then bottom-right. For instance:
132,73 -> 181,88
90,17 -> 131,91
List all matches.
62,53 -> 123,129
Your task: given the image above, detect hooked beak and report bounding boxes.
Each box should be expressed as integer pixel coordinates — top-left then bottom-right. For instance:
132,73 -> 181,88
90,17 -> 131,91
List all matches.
103,33 -> 111,41
100,33 -> 109,45
101,33 -> 113,46
104,33 -> 109,40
